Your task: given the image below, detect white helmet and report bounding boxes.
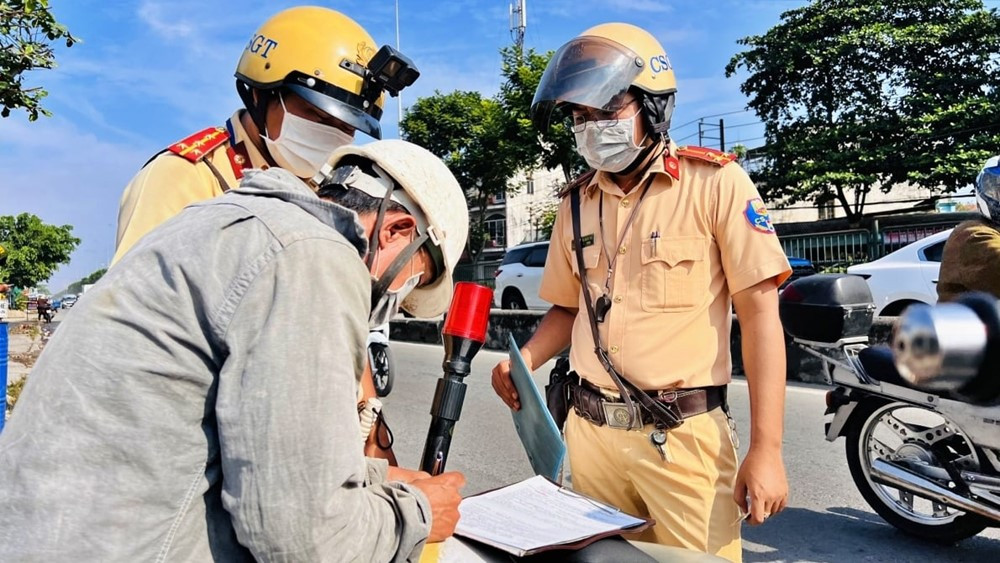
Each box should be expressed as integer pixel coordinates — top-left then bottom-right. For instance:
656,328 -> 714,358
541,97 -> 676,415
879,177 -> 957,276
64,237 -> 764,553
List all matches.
318,140 -> 469,317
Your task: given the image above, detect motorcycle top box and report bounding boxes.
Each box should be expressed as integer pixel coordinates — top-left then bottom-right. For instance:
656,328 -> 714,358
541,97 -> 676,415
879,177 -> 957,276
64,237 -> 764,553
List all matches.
779,274 -> 875,343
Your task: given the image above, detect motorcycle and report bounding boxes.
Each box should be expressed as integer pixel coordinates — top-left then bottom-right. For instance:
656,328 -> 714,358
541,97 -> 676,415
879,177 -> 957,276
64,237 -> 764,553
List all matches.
779,274 -> 1000,543
367,322 -> 394,397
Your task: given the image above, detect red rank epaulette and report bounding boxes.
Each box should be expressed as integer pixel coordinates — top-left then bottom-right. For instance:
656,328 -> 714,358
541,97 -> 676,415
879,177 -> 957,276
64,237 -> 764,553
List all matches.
676,145 -> 737,166
167,127 -> 229,163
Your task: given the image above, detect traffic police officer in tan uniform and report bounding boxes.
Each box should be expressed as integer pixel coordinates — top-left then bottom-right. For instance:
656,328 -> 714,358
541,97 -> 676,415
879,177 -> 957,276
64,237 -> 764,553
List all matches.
113,6 -> 417,463
938,155 -> 1000,302
114,6 -> 398,264
492,24 -> 791,561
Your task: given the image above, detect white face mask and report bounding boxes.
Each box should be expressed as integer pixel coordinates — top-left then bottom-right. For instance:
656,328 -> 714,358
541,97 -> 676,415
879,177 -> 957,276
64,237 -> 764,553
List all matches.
574,114 -> 645,173
369,273 -> 420,329
262,94 -> 353,178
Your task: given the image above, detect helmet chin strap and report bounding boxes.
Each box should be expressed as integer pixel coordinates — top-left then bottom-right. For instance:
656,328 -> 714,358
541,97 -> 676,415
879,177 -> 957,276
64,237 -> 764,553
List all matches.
370,234 -> 428,312
616,134 -> 661,177
236,80 -> 280,162
366,180 -> 430,312
640,92 -> 675,138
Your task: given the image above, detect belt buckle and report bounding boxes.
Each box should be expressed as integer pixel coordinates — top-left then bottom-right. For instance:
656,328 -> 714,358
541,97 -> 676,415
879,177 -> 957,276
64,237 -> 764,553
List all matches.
602,401 -> 642,430
658,390 -> 679,403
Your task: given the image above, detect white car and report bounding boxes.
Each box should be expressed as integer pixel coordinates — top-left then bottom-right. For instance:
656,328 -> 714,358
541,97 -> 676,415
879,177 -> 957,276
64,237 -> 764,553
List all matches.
847,229 -> 951,316
494,241 -> 550,310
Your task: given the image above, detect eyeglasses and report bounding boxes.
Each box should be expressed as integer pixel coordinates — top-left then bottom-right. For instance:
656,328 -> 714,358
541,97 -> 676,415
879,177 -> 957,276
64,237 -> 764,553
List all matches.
570,99 -> 640,133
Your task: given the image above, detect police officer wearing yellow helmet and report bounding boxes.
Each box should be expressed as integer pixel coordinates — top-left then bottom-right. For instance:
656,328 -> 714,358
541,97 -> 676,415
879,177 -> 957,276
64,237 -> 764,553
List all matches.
112,6 -> 418,464
113,6 -> 416,264
492,23 -> 791,561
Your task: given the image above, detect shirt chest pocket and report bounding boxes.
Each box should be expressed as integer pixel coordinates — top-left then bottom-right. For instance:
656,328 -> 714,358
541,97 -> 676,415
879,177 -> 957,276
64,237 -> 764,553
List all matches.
640,236 -> 709,312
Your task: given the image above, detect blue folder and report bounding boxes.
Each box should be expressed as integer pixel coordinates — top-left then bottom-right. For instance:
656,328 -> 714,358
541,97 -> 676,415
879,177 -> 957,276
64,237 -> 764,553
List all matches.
507,334 -> 567,482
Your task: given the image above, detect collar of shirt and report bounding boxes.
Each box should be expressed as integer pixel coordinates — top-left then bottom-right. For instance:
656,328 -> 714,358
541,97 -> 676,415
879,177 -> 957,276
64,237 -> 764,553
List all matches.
233,168 -> 369,258
584,140 -> 679,199
228,110 -> 270,169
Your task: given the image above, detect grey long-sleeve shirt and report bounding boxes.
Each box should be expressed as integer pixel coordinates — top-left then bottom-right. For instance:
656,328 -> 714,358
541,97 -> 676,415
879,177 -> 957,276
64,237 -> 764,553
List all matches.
0,168 -> 431,562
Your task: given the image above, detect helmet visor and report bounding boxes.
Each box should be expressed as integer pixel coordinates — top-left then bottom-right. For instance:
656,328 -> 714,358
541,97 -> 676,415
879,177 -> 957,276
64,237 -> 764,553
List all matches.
530,36 -> 643,131
978,165 -> 1000,201
288,81 -> 382,140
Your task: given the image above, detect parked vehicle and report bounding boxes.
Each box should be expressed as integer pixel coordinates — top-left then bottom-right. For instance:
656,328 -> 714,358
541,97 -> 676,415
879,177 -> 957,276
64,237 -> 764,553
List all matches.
782,256 -> 817,289
780,274 -> 1000,542
494,241 -> 549,310
367,323 -> 394,397
846,229 -> 951,316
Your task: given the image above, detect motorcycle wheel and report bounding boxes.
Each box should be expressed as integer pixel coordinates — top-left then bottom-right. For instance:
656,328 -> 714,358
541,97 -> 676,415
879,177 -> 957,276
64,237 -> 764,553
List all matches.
845,400 -> 989,543
370,343 -> 394,398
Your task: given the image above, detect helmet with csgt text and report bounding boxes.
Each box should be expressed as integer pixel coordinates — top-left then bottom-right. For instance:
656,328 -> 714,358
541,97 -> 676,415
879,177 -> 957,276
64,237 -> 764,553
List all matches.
235,7 -> 386,139
531,22 -> 677,135
321,140 -> 470,318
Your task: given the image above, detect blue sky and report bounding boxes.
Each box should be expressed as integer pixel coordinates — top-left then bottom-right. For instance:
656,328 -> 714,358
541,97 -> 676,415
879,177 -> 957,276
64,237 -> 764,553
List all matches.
0,0 -> 804,292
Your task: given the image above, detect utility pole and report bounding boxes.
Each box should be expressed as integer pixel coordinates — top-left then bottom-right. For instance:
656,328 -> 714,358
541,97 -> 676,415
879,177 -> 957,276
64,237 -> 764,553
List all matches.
697,118 -> 727,151
395,0 -> 403,130
510,0 -> 526,61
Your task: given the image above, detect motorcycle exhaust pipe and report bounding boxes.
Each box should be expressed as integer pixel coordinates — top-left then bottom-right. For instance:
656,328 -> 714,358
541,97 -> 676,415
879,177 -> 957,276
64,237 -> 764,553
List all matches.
870,458 -> 1000,522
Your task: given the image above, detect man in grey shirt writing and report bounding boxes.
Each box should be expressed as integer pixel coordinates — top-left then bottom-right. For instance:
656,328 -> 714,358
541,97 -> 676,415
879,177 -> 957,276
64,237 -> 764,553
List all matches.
0,140 -> 469,562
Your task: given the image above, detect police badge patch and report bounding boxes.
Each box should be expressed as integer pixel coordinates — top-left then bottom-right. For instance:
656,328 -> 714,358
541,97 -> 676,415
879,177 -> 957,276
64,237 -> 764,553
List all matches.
744,198 -> 775,234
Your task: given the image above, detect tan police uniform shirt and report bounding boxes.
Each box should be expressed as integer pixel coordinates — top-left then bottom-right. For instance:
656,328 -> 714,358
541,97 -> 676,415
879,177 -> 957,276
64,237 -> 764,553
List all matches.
937,218 -> 1000,302
113,111 -> 268,264
540,143 -> 791,391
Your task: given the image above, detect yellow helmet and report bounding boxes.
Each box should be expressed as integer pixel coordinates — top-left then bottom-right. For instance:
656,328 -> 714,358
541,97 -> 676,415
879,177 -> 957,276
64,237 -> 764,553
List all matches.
531,22 -> 677,134
236,7 -> 418,139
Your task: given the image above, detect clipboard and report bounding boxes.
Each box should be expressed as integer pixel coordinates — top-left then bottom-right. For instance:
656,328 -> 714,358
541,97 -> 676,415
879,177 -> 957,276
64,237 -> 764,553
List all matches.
507,335 -> 566,481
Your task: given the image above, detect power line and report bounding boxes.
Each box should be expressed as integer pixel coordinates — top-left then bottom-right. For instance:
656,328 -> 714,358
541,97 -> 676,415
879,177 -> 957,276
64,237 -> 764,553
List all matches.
671,110 -> 752,133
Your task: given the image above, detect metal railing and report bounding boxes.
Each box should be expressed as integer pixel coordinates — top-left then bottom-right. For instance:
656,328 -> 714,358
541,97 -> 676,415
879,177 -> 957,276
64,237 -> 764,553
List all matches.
778,218 -> 965,272
454,260 -> 501,289
780,229 -> 874,271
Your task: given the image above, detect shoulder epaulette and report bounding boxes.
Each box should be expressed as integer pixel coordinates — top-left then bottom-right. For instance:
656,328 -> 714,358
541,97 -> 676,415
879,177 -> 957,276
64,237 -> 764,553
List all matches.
558,169 -> 597,198
167,127 -> 229,163
676,145 -> 737,166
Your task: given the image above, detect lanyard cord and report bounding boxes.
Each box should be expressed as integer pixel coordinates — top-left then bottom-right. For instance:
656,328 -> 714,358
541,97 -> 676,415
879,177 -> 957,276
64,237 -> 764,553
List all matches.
597,178 -> 654,293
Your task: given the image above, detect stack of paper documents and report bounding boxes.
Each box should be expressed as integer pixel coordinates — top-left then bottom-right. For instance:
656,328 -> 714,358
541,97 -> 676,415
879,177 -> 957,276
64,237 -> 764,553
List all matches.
455,476 -> 649,557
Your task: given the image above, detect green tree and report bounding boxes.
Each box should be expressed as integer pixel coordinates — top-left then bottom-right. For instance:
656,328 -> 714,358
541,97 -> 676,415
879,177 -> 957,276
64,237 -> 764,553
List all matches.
64,267 -> 105,295
726,0 -> 1000,222
1,0 -> 78,120
0,213 -> 80,287
401,90 -> 522,261
497,47 -> 585,183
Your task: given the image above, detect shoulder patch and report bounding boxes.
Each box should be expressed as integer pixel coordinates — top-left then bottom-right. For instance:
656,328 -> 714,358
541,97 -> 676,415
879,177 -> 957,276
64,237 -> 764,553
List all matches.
167,127 -> 229,163
677,145 -> 737,166
744,198 -> 775,234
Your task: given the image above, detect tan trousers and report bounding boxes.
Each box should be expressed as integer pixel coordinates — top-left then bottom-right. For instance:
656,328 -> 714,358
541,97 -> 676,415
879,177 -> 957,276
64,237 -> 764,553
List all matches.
565,407 -> 742,562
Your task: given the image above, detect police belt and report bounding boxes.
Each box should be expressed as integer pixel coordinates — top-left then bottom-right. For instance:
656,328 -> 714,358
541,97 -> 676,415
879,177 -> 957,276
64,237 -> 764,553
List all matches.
570,379 -> 727,430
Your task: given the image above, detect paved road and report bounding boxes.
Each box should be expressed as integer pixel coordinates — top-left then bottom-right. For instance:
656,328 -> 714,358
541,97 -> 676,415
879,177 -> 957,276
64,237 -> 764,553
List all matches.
382,341 -> 1000,562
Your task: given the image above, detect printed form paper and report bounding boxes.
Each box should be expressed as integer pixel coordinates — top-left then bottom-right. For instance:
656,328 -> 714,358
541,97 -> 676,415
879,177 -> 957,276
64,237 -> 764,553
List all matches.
455,475 -> 645,555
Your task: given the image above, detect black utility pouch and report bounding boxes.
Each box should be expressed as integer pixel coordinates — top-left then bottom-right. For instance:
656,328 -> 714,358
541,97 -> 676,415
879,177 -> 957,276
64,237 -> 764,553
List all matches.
545,357 -> 574,430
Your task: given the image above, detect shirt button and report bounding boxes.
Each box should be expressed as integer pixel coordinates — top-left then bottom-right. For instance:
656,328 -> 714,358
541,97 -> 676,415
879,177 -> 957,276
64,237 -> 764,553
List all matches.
613,295 -> 623,304
621,199 -> 630,208
618,245 -> 627,255
610,345 -> 620,353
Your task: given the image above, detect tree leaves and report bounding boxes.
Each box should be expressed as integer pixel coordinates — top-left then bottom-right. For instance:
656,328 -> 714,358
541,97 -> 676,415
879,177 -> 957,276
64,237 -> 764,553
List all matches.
1,0 -> 79,121
400,47 -> 582,261
0,213 -> 80,288
727,0 -> 1000,221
